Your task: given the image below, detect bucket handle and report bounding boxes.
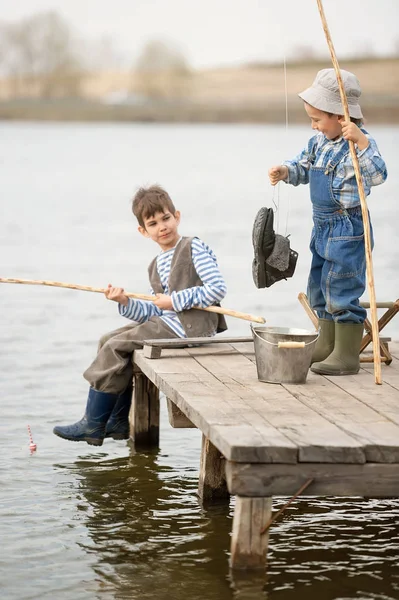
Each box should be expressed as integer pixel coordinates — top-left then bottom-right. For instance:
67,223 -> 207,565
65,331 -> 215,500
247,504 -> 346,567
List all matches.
251,324 -> 319,348
278,341 -> 305,349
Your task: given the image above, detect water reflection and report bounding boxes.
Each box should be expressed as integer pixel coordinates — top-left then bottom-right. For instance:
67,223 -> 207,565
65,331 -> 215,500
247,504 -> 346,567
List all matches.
57,447 -> 236,600
53,446 -> 399,600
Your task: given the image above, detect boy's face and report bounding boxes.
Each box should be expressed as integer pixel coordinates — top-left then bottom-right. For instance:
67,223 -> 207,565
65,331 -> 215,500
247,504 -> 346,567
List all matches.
139,209 -> 181,251
304,103 -> 342,140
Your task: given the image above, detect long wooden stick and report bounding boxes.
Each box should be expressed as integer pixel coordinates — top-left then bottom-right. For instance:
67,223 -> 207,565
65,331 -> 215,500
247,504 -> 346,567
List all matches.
260,478 -> 314,534
316,0 -> 381,384
298,292 -> 319,329
0,277 -> 266,324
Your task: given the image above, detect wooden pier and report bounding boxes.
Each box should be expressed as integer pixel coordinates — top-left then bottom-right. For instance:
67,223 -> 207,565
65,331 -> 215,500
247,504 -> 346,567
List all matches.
128,338 -> 399,569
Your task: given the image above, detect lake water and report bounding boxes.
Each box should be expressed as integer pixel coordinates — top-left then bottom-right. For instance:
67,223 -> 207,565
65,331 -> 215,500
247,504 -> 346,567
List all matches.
1,122 -> 399,600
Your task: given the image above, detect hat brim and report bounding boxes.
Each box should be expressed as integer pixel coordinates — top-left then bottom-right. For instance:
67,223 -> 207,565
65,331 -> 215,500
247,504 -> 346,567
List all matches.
298,87 -> 363,119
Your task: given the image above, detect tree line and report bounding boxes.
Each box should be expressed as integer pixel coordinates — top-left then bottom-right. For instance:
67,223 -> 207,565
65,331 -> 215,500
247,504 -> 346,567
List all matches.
0,11 -> 192,100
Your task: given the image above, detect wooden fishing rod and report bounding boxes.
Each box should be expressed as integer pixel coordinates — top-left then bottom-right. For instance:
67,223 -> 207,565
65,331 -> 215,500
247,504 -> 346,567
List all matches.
0,277 -> 266,324
316,0 -> 382,384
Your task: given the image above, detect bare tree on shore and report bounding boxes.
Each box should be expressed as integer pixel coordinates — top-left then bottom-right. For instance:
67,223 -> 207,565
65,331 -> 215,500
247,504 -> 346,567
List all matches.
133,40 -> 192,99
0,12 -> 85,98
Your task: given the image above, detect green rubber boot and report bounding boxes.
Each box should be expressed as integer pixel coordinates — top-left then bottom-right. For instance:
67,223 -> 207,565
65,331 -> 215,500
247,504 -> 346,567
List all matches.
311,318 -> 335,365
311,322 -> 364,376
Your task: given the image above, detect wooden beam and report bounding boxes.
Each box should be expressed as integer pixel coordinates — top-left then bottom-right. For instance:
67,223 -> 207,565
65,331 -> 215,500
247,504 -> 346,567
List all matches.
225,461 -> 399,497
130,367 -> 160,447
144,336 -> 253,347
166,398 -> 196,428
143,345 -> 162,359
198,435 -> 229,503
143,336 -> 253,358
230,497 -> 272,569
360,301 -> 399,353
361,301 -> 396,309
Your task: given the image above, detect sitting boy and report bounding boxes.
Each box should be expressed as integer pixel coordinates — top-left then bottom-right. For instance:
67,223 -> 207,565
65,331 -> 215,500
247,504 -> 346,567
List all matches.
53,185 -> 227,446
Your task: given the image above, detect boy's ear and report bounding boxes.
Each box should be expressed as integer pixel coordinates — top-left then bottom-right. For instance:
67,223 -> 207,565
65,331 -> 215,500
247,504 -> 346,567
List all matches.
174,210 -> 181,224
138,225 -> 149,238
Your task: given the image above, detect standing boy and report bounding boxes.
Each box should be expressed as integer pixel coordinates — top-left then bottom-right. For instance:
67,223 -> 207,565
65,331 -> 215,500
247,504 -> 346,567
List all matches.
268,69 -> 387,375
54,185 -> 227,445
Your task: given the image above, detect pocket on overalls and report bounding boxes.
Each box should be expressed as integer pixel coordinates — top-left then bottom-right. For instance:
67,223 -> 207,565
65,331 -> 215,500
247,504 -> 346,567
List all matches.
326,216 -> 366,278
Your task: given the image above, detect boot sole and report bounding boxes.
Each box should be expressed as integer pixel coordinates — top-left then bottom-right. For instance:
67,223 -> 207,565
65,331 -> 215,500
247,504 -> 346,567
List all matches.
105,433 -> 130,440
311,366 -> 360,376
53,430 -> 104,446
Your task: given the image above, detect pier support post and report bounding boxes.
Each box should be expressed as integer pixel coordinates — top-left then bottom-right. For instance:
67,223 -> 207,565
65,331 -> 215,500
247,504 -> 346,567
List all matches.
166,398 -> 196,428
129,366 -> 160,447
198,435 -> 229,503
230,496 -> 272,569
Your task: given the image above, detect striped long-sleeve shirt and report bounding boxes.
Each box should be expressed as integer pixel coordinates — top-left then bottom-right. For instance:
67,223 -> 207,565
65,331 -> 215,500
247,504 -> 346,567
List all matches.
283,132 -> 387,208
118,237 -> 227,338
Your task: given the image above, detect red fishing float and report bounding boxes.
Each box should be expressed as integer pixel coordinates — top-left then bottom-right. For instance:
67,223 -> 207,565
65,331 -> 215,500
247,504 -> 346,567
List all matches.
27,425 -> 37,452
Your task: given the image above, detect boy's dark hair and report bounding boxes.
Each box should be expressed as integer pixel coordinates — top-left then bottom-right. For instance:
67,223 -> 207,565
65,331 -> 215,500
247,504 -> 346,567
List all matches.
132,185 -> 176,227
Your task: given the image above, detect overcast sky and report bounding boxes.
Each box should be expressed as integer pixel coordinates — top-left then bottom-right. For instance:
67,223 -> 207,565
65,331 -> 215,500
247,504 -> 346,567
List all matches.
2,0 -> 398,68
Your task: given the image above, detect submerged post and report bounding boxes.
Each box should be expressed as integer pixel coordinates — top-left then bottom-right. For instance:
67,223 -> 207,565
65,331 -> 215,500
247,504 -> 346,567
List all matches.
130,365 -> 160,446
198,435 -> 229,503
230,497 -> 273,569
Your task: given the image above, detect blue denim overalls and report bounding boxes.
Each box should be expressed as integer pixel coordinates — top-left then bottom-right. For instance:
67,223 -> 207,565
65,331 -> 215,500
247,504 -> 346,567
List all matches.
306,136 -> 372,324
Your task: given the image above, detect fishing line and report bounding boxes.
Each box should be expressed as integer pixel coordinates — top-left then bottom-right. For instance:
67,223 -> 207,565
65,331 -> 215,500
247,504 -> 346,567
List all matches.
271,30 -> 290,237
283,51 -> 291,237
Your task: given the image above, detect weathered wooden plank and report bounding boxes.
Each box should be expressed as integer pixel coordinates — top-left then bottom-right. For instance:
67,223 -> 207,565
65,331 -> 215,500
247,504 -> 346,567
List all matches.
166,398 -> 195,428
198,435 -> 229,503
185,346 -> 366,464
225,461 -> 399,497
134,349 -> 300,462
230,341 -> 256,360
134,343 -> 399,465
323,364 -> 399,426
210,424 -> 297,463
230,497 -> 272,569
165,387 -> 298,462
144,336 -> 253,347
376,364 -> 399,391
284,372 -> 399,462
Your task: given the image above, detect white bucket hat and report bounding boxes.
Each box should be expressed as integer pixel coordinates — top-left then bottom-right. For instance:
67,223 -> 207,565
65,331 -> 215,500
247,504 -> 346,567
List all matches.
298,68 -> 363,119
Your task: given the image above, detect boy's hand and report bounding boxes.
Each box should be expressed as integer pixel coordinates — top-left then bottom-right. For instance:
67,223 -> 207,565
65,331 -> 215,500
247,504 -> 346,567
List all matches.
153,293 -> 173,310
268,165 -> 288,186
339,119 -> 369,150
105,284 -> 129,306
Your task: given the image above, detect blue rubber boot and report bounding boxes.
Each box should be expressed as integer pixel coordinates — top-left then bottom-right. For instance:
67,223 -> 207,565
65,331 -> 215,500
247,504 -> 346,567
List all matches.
53,388 -> 118,446
105,386 -> 133,440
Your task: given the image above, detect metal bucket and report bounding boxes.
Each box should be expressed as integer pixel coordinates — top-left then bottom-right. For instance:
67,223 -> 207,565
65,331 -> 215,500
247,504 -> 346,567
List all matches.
251,325 -> 318,384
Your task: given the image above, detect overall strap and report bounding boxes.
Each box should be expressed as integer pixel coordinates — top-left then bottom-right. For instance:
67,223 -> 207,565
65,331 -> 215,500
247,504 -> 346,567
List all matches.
324,139 -> 350,175
325,128 -> 367,174
306,134 -> 319,165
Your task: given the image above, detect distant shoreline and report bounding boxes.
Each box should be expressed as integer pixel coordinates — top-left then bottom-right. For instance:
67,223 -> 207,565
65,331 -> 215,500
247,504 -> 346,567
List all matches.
1,57 -> 398,124
0,98 -> 397,124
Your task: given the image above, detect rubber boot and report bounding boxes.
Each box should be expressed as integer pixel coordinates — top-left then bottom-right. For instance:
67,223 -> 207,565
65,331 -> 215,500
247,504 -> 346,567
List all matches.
104,386 -> 133,440
311,322 -> 364,376
53,388 -> 118,446
311,318 -> 335,365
